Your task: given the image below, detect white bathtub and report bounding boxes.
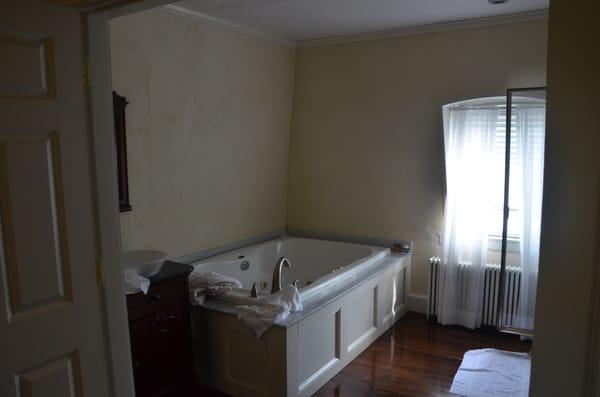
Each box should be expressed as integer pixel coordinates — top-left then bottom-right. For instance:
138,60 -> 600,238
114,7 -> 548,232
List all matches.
191,236 -> 411,397
192,237 -> 389,305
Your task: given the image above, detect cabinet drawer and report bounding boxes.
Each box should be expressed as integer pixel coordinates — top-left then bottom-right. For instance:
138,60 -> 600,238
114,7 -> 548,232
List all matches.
127,277 -> 187,320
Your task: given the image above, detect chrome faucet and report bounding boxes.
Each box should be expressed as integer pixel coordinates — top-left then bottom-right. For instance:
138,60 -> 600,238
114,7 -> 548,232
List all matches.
271,257 -> 291,294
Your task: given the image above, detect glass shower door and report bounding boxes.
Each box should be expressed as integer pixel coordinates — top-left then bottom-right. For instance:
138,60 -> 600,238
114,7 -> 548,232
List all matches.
497,87 -> 546,335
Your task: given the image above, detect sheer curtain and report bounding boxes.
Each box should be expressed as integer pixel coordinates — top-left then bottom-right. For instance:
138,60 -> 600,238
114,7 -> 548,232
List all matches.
438,104 -> 500,329
515,105 -> 545,330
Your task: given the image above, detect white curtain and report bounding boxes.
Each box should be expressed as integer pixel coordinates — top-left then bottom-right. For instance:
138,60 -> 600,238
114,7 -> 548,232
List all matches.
438,105 -> 500,329
515,106 -> 545,330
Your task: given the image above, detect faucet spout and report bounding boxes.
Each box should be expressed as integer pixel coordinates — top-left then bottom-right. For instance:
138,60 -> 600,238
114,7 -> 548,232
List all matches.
271,257 -> 291,294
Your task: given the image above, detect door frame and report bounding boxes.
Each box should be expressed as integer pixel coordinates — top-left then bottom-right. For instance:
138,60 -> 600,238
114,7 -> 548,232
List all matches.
496,86 -> 546,336
85,1 -> 174,396
82,2 -> 600,397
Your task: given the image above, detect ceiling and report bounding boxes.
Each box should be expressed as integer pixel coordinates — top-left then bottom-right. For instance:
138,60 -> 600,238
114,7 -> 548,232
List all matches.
173,0 -> 549,42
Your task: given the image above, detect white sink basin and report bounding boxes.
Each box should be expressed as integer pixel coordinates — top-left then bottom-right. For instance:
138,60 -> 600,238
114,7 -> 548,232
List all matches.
123,250 -> 167,277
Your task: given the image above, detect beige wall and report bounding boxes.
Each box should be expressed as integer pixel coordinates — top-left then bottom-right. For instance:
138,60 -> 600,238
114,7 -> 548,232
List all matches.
109,9 -> 295,258
110,11 -> 549,296
288,20 -> 548,294
530,0 -> 600,395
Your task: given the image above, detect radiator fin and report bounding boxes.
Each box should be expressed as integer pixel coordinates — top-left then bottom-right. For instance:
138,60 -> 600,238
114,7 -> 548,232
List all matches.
427,258 -> 521,328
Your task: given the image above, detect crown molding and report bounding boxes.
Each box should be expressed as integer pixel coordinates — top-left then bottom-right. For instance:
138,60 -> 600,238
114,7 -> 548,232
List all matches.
298,9 -> 549,48
157,6 -> 547,49
159,4 -> 295,47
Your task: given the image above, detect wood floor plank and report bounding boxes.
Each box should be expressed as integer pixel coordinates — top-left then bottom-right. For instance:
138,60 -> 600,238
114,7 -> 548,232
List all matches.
312,312 -> 531,397
183,312 -> 531,396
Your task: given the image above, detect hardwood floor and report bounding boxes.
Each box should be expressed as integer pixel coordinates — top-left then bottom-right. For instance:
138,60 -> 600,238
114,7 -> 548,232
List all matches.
185,312 -> 531,397
313,312 -> 531,397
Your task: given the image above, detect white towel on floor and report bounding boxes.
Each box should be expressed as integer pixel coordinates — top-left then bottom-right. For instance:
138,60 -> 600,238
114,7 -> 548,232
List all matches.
450,348 -> 531,397
188,271 -> 243,305
124,269 -> 150,295
236,284 -> 303,338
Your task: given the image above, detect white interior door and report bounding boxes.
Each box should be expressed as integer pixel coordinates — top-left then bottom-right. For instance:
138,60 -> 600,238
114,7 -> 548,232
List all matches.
0,1 -> 112,396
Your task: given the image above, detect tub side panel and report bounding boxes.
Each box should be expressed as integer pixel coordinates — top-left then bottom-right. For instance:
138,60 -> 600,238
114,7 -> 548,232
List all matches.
296,254 -> 409,397
192,307 -> 288,397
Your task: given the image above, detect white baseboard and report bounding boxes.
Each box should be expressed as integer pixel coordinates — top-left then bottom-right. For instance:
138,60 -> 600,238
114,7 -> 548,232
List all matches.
406,293 -> 428,314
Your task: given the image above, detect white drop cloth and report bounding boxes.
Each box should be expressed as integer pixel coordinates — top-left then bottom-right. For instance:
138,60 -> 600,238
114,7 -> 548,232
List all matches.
188,271 -> 243,305
124,269 -> 150,295
236,284 -> 303,338
450,348 -> 530,397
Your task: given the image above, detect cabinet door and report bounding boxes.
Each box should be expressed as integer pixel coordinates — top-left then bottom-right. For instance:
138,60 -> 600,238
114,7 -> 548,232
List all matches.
130,305 -> 191,396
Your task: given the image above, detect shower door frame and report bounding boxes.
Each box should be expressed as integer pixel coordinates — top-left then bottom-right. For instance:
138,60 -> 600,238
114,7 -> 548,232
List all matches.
496,86 -> 547,336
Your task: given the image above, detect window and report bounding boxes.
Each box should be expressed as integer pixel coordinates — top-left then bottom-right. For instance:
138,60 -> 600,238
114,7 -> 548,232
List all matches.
440,90 -> 546,331
444,97 -> 544,242
489,105 -> 521,240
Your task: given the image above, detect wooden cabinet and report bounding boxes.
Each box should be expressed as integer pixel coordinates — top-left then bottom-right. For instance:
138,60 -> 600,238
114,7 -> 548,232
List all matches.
127,261 -> 194,396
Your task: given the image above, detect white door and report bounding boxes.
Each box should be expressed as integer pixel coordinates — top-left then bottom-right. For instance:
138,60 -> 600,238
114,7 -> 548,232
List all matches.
0,1 -> 112,396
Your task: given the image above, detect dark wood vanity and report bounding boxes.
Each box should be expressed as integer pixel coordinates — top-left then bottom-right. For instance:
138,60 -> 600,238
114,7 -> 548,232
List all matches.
126,261 -> 194,396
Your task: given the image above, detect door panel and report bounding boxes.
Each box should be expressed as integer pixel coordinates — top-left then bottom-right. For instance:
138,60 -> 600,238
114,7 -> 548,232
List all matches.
16,352 -> 83,397
0,1 -> 111,396
0,132 -> 72,318
0,35 -> 55,99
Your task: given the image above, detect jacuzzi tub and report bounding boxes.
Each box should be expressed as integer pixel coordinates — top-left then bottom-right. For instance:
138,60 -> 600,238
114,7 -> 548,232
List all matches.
191,235 -> 411,397
192,237 -> 389,305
